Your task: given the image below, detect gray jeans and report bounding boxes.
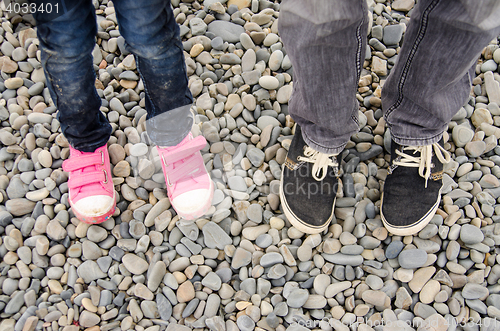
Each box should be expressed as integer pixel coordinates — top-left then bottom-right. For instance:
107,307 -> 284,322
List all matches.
279,0 -> 500,154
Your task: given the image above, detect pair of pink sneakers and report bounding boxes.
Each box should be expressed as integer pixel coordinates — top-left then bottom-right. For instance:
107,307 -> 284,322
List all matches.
62,133 -> 213,224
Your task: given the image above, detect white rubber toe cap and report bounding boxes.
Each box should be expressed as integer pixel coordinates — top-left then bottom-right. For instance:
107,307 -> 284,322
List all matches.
73,195 -> 115,217
171,189 -> 212,215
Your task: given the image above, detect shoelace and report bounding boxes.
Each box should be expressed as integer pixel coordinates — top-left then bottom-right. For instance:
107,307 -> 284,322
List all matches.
393,143 -> 451,188
297,146 -> 339,181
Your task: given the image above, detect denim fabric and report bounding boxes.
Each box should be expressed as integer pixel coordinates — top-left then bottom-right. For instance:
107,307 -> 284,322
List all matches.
34,0 -> 193,152
383,0 -> 500,146
279,0 -> 368,154
279,0 -> 500,154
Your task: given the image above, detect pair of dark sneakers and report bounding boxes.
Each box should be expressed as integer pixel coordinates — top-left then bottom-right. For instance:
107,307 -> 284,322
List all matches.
279,125 -> 450,235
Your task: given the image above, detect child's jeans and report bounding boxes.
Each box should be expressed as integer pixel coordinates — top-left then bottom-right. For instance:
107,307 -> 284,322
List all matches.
35,0 -> 193,152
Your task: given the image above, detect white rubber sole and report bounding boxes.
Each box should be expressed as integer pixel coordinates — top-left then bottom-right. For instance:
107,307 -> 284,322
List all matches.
279,167 -> 335,234
380,190 -> 441,236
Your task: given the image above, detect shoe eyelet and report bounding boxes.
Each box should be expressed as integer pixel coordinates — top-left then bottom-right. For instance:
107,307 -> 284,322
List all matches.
103,169 -> 109,184
99,150 -> 105,165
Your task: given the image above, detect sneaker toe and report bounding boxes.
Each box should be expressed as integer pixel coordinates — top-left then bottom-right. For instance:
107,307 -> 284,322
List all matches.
171,188 -> 212,219
381,170 -> 441,235
73,195 -> 115,217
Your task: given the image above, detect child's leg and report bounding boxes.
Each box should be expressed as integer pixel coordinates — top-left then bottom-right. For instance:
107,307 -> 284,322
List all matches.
35,0 -> 111,153
113,0 -> 194,147
113,0 -> 213,219
35,1 -> 115,223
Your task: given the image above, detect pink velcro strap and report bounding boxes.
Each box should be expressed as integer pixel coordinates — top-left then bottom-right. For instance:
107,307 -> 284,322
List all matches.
165,154 -> 202,185
63,153 -> 103,172
68,171 -> 106,189
160,135 -> 207,164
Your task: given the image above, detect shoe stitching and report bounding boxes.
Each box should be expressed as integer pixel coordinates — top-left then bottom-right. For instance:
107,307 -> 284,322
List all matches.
354,0 -> 366,91
390,130 -> 445,145
430,171 -> 443,180
284,157 -> 306,171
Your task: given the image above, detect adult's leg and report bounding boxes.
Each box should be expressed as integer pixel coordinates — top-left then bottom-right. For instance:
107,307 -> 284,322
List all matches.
380,0 -> 500,236
278,0 -> 368,234
279,0 -> 368,154
113,0 -> 194,147
382,0 -> 500,146
35,0 -> 111,153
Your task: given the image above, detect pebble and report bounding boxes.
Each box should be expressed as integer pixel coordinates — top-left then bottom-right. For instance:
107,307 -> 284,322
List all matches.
202,271 -> 222,290
323,253 -> 363,266
177,281 -> 195,303
385,240 -> 404,259
77,261 -> 107,283
202,222 -> 232,249
287,289 -> 309,308
398,249 -> 428,269
122,254 -> 149,275
460,224 -> 484,245
383,24 -> 404,45
236,315 -> 255,331
207,21 -> 245,43
259,76 -> 280,90
260,252 -> 284,267
419,279 -> 440,304
462,282 -> 489,299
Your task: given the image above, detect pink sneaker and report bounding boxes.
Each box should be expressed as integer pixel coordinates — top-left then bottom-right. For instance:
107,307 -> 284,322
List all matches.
62,145 -> 116,224
157,133 -> 213,220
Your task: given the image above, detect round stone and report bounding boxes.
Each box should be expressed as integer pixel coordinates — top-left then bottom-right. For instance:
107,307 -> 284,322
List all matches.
236,315 -> 255,331
287,289 -> 309,308
398,249 -> 428,269
460,224 -> 484,245
419,279 -> 441,304
297,244 -> 313,262
462,282 -> 489,299
122,254 -> 149,275
259,76 -> 280,90
177,281 -> 195,303
385,241 -> 404,259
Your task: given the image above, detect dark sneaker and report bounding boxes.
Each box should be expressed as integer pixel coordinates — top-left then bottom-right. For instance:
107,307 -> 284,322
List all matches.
279,125 -> 342,234
381,138 -> 451,236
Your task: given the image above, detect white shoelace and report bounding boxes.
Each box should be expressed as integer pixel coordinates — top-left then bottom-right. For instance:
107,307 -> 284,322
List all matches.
297,147 -> 339,181
393,143 -> 451,188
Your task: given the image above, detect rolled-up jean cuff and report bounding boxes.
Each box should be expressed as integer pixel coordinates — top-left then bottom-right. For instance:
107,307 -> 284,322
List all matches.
390,130 -> 445,147
301,129 -> 350,155
146,104 -> 194,147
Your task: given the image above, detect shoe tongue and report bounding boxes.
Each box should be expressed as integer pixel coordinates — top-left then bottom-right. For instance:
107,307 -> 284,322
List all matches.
390,141 -> 402,162
390,142 -> 422,162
